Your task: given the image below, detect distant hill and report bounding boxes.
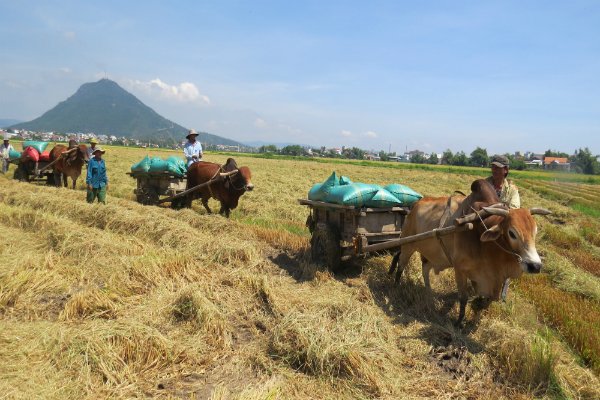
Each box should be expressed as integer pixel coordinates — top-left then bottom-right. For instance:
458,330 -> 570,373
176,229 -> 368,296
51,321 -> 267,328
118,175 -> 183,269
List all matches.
10,79 -> 244,147
0,119 -> 22,128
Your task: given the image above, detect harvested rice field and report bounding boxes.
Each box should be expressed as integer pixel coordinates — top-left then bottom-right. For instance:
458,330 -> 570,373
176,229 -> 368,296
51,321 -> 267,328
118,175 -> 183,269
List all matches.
1,146 -> 599,399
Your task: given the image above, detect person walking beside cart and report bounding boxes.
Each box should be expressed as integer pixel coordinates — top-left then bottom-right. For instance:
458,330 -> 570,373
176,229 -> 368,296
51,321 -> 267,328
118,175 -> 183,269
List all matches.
183,129 -> 203,167
86,147 -> 109,204
86,138 -> 99,159
1,134 -> 15,174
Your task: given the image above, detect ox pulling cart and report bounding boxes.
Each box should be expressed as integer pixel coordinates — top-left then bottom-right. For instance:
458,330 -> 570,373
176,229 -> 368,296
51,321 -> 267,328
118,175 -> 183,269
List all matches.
127,169 -> 239,208
13,146 -> 77,183
299,198 -> 482,271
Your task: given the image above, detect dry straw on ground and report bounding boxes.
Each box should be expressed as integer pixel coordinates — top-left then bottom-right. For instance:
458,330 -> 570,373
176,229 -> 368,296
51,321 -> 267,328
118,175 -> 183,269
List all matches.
1,149 -> 599,398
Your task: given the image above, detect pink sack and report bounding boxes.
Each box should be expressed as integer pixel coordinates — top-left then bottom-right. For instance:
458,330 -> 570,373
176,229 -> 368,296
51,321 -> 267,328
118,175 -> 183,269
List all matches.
22,146 -> 40,162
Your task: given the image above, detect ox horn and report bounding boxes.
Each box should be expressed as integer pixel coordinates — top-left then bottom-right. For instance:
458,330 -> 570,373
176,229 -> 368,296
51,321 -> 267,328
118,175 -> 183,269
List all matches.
530,207 -> 552,216
482,206 -> 509,217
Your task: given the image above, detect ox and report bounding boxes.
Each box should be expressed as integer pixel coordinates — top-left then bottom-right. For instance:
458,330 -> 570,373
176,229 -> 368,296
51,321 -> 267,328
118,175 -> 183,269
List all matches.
49,144 -> 89,189
184,158 -> 253,217
389,179 -> 550,324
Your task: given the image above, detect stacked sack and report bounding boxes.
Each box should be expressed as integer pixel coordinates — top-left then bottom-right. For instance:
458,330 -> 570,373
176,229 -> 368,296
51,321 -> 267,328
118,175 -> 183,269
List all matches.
308,172 -> 422,208
19,141 -> 50,162
131,155 -> 187,177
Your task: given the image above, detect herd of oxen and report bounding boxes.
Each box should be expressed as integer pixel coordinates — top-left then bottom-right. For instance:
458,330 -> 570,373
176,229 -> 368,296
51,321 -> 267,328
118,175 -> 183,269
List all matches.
15,144 -> 550,325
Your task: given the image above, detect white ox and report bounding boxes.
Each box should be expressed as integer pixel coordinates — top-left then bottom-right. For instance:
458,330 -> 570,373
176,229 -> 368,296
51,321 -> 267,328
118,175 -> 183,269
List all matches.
389,179 -> 550,324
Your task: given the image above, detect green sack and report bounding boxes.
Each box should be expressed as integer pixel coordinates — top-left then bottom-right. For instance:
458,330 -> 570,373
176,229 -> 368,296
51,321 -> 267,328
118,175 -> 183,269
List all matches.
166,156 -> 187,175
326,183 -> 381,206
339,175 -> 353,185
22,141 -> 49,153
149,157 -> 185,176
308,172 -> 340,201
131,155 -> 151,172
308,183 -> 324,201
384,184 -> 423,206
9,148 -> 21,160
364,189 -> 402,208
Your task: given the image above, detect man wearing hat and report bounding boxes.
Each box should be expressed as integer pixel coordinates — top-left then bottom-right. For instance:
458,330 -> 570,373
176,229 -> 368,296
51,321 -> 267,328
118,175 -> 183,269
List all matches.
183,129 -> 203,167
86,138 -> 99,159
1,133 -> 15,174
487,154 -> 520,209
86,147 -> 109,204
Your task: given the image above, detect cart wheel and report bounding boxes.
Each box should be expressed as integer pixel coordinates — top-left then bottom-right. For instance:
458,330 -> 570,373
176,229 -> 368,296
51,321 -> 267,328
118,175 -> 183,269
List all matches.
136,188 -> 159,205
310,223 -> 341,272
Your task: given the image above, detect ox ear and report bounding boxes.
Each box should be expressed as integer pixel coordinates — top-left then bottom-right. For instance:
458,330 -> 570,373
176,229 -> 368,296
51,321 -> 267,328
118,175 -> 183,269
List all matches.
480,224 -> 502,242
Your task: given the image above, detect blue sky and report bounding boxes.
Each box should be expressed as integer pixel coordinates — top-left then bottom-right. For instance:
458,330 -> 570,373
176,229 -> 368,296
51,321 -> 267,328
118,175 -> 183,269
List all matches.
1,0 -> 599,155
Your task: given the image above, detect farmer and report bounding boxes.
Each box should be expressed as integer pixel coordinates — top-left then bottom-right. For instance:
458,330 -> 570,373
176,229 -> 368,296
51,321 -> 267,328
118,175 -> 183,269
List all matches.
86,147 -> 108,204
486,154 -> 521,300
486,154 -> 520,209
86,138 -> 99,159
183,129 -> 203,167
1,134 -> 15,174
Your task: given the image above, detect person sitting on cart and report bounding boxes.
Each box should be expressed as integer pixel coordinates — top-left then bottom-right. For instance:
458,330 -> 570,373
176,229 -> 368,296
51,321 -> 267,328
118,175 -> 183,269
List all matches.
1,134 -> 15,174
86,138 -> 99,159
183,129 -> 203,167
86,147 -> 109,204
486,154 -> 520,209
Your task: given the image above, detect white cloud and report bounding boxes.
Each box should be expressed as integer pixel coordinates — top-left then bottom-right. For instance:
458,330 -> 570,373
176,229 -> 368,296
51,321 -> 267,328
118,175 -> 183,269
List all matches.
254,118 -> 267,128
340,130 -> 352,137
364,131 -> 377,138
59,67 -> 71,74
63,31 -> 76,40
127,78 -> 210,104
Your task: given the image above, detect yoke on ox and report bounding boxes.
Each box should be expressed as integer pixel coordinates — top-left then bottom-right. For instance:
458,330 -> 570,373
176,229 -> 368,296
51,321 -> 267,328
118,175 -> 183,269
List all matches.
184,158 -> 254,217
388,179 -> 551,325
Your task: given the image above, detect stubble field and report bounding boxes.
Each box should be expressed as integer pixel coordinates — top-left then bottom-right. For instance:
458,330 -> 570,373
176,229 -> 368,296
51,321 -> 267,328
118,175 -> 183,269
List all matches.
1,145 -> 599,399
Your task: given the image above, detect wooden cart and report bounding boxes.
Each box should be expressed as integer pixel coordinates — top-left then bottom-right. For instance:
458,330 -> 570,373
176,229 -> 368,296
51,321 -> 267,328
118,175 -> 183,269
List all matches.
127,169 -> 239,208
299,198 -> 477,271
299,199 -> 410,270
127,171 -> 188,207
12,159 -> 55,184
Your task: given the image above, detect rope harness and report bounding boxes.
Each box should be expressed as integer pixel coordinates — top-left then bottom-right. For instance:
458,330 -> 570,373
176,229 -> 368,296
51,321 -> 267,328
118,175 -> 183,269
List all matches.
436,196 -> 456,268
473,207 -> 523,263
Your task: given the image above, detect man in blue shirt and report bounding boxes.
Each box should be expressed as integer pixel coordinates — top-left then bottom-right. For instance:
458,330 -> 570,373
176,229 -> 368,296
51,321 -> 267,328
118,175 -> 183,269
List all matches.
183,129 -> 203,167
86,147 -> 108,204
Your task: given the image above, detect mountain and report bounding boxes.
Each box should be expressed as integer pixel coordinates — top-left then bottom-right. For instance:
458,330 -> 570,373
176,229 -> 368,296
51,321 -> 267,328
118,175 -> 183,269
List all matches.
0,119 -> 22,128
10,79 -> 244,147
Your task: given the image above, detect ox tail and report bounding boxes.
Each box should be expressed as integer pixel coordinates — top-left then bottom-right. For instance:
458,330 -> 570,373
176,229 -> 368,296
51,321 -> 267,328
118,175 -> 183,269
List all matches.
389,250 -> 403,284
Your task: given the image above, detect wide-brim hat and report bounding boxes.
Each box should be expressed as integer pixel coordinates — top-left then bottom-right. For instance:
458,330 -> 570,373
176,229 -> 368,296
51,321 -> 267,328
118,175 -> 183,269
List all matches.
89,138 -> 98,144
186,129 -> 199,139
490,154 -> 509,168
92,147 -> 106,155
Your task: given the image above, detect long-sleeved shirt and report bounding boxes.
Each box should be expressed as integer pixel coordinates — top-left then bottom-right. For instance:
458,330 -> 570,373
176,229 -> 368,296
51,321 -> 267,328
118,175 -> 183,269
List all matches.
86,158 -> 108,188
183,141 -> 203,167
486,176 -> 520,209
1,143 -> 14,159
86,145 -> 97,159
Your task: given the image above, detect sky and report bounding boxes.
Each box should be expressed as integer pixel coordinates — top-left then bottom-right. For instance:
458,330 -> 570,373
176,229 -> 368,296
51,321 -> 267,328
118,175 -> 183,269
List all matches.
1,0 -> 599,155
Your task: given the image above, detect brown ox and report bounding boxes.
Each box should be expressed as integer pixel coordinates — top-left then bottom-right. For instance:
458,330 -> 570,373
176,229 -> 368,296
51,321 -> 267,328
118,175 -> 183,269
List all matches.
184,158 -> 254,217
49,144 -> 89,189
389,179 -> 549,324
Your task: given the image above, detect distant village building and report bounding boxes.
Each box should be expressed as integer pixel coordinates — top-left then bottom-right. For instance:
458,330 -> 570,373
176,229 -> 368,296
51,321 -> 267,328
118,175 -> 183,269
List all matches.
544,157 -> 571,171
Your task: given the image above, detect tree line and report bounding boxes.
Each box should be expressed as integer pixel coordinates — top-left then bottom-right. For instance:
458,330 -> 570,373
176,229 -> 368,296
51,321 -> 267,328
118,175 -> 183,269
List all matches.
258,144 -> 600,175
